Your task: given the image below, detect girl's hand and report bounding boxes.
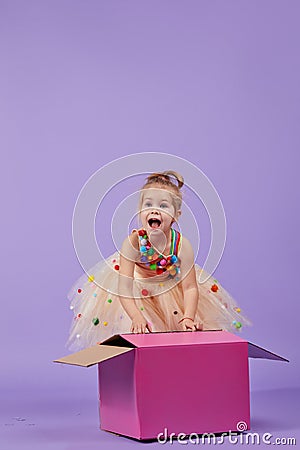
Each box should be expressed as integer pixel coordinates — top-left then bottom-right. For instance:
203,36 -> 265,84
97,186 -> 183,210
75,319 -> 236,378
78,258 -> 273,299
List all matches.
181,318 -> 203,332
130,314 -> 152,334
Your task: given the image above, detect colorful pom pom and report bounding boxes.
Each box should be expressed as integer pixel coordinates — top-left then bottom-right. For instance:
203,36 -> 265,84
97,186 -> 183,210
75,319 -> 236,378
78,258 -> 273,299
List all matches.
141,289 -> 149,296
211,284 -> 218,292
137,229 -> 180,279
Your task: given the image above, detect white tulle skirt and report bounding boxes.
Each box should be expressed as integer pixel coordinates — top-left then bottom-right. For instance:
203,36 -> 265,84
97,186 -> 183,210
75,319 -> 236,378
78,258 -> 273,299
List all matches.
66,252 -> 251,351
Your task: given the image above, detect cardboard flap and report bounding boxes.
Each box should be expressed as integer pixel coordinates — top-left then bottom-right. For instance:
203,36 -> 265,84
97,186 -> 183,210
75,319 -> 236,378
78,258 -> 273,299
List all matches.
54,345 -> 133,367
101,334 -> 136,348
248,343 -> 289,362
119,330 -> 242,347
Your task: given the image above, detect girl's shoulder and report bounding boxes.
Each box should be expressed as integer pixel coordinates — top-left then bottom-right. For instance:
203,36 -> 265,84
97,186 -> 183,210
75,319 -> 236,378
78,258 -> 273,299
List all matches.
119,230 -> 140,262
178,235 -> 195,258
129,229 -> 140,250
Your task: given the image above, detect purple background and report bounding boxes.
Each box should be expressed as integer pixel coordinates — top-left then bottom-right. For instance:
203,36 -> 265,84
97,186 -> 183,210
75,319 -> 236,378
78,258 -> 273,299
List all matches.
1,1 -> 299,448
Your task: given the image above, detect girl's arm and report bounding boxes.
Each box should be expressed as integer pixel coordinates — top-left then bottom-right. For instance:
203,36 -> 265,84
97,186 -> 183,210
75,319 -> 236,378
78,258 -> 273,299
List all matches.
118,234 -> 152,333
179,236 -> 202,331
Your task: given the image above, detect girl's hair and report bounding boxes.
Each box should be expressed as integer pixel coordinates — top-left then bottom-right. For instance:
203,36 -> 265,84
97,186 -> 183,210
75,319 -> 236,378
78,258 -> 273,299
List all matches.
139,170 -> 184,213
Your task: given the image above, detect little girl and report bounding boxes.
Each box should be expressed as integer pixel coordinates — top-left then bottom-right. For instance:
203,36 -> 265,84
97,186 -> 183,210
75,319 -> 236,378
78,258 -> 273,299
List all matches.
67,171 -> 251,350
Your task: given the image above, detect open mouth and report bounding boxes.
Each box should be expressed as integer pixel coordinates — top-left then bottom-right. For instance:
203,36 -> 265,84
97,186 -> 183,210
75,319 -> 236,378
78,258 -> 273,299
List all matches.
148,218 -> 161,229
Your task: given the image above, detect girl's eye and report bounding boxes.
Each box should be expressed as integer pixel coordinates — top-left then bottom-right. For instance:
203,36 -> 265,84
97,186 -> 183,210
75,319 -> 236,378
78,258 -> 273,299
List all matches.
144,202 -> 152,207
160,203 -> 168,209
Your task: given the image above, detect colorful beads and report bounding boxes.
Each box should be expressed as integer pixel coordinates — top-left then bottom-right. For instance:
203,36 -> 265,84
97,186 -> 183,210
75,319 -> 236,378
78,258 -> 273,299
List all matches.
173,310 -> 178,315
114,264 -> 120,270
211,284 -> 218,292
233,320 -> 242,329
88,275 -> 94,282
93,293 -> 97,297
137,229 -> 180,280
92,317 -> 99,326
103,321 -> 108,326
107,298 -> 112,303
141,289 -> 149,296
77,288 -> 82,293
140,307 -> 144,311
77,313 -> 82,318
234,307 -> 241,313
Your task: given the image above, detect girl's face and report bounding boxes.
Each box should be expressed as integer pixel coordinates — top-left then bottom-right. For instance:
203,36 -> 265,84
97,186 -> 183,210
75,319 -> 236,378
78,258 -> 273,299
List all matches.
139,188 -> 181,235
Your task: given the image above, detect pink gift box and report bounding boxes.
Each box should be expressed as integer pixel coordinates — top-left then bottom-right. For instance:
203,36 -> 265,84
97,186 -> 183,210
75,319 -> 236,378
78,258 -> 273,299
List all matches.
55,330 -> 287,440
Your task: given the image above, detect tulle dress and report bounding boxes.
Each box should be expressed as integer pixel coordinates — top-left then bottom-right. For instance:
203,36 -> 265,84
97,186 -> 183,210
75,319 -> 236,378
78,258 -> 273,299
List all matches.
66,228 -> 251,351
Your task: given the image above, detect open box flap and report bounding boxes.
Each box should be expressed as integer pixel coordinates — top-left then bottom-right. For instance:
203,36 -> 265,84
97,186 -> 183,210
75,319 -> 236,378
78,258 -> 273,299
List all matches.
117,329 -> 242,347
54,345 -> 133,367
54,332 -> 289,366
248,342 -> 289,362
